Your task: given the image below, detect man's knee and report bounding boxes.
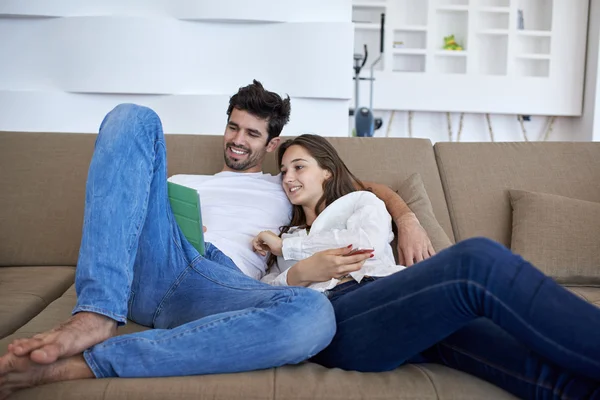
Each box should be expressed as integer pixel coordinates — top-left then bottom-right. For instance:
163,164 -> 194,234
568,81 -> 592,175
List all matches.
100,103 -> 162,137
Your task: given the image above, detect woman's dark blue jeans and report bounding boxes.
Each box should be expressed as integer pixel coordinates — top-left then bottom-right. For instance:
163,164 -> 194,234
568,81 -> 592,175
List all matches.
312,238 -> 600,399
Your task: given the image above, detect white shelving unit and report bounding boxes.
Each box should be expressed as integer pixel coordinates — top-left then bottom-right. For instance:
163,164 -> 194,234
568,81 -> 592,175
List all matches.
352,0 -> 589,116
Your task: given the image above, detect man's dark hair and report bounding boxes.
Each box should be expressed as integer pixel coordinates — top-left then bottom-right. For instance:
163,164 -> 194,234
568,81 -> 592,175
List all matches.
227,80 -> 291,143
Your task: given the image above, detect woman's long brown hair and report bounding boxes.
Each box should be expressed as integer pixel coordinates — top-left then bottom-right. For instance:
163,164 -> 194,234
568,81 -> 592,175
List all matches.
267,134 -> 368,269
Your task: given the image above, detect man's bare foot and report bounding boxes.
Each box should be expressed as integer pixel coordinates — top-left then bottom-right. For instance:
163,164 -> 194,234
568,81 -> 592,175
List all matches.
7,312 -> 116,364
0,352 -> 93,400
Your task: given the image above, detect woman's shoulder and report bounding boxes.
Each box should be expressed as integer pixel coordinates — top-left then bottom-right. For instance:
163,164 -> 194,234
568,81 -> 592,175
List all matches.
328,190 -> 385,210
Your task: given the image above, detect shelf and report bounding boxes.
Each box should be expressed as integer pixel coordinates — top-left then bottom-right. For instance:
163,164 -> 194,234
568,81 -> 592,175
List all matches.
396,25 -> 427,32
436,5 -> 469,12
477,35 -> 508,76
354,22 -> 381,30
393,54 -> 426,73
434,55 -> 467,74
478,7 -> 510,13
479,29 -> 509,35
435,10 -> 469,50
397,1 -> 428,26
516,58 -> 550,77
437,0 -> 468,5
517,30 -> 552,37
393,48 -> 426,55
479,10 -> 510,30
516,35 -> 551,56
353,1 -> 387,7
435,50 -> 468,57
479,0 -> 510,6
394,30 -> 427,50
516,54 -> 551,60
352,4 -> 386,25
518,0 -> 553,31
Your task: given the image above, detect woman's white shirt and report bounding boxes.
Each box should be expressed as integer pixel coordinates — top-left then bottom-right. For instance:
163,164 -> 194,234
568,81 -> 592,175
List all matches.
261,191 -> 406,292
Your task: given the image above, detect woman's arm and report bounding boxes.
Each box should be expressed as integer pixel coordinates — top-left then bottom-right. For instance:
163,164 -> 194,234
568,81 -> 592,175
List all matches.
359,180 -> 435,266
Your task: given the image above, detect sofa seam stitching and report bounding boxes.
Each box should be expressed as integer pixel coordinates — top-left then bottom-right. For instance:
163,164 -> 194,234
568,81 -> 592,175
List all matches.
434,146 -> 461,243
411,364 -> 440,400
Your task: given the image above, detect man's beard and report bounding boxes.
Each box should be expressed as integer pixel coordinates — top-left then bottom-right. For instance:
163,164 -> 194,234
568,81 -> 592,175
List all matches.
224,144 -> 263,171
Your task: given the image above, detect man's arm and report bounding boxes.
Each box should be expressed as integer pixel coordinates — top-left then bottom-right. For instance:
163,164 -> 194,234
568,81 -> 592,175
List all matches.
358,180 -> 435,266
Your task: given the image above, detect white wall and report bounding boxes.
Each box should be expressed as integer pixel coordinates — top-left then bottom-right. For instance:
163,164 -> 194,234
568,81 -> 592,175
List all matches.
0,0 -> 353,136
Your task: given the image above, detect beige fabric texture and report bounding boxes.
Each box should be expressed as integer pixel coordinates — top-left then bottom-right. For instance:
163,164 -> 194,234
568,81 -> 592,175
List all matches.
509,190 -> 600,284
398,173 -> 453,252
0,266 -> 75,339
0,132 -> 454,267
434,142 -> 600,248
1,286 -> 517,400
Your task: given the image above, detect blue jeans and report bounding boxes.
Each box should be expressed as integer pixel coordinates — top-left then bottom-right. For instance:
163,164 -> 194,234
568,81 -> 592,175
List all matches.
72,103 -> 336,378
313,239 -> 600,399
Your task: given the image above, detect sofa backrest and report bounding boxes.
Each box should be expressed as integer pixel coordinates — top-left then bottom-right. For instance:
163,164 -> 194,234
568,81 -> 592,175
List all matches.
435,142 -> 600,247
0,132 -> 453,267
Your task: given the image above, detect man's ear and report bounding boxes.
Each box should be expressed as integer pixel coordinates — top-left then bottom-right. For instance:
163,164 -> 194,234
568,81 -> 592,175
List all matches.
266,137 -> 281,153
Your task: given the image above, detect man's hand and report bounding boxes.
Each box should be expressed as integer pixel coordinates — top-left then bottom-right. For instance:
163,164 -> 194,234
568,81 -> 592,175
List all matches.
252,231 -> 283,257
287,246 -> 372,286
396,213 -> 435,266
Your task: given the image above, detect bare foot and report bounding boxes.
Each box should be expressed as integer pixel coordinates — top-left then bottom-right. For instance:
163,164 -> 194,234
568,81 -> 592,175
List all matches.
0,352 -> 93,400
7,312 -> 116,364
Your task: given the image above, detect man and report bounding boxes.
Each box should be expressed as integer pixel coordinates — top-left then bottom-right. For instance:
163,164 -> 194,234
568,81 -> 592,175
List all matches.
0,80 -> 433,398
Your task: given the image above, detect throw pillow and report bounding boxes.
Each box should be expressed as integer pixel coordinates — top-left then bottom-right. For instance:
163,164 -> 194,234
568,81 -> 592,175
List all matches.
509,189 -> 600,284
397,173 -> 453,253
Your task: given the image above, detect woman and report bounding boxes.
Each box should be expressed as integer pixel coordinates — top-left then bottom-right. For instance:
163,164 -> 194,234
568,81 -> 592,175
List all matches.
253,134 -> 600,399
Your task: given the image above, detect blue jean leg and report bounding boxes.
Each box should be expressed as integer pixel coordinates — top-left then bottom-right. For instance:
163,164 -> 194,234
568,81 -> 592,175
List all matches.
422,319 -> 600,400
84,248 -> 336,378
313,238 -> 600,383
73,103 -> 188,324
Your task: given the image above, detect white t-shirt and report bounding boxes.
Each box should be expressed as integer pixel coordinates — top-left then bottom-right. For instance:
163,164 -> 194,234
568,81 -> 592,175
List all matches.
261,191 -> 405,292
168,172 -> 292,280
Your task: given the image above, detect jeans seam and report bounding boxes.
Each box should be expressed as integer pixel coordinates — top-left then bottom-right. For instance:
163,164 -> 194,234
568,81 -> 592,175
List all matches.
83,349 -> 105,378
439,342 -> 573,400
152,265 -> 193,326
188,261 -> 293,293
99,307 -> 265,348
335,278 -> 600,369
72,305 -> 127,325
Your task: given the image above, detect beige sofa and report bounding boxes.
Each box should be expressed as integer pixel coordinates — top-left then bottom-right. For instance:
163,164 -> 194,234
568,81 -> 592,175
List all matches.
1,131 -> 599,400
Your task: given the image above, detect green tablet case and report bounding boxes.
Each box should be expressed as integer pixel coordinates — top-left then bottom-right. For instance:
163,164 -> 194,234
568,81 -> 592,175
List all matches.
167,181 -> 205,256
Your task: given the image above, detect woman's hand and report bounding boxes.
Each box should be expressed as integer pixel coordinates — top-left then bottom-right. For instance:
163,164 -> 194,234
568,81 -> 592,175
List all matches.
287,246 -> 373,286
252,231 -> 283,257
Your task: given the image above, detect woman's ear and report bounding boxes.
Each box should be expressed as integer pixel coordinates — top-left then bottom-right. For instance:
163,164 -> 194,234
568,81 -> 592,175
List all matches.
324,170 -> 332,180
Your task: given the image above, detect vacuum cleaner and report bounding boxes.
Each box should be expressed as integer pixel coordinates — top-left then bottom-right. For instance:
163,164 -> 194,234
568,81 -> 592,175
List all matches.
352,13 -> 385,137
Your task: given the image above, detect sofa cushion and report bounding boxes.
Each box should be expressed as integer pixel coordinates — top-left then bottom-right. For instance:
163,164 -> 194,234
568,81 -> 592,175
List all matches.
0,266 -> 75,339
398,173 -> 453,252
434,142 -> 600,248
509,190 -> 600,284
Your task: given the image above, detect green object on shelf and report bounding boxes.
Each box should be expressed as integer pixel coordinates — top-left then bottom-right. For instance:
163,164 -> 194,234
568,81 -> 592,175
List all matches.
443,34 -> 463,51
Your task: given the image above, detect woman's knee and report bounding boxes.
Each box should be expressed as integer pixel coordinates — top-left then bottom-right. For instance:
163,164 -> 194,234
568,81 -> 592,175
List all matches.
281,289 -> 336,361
